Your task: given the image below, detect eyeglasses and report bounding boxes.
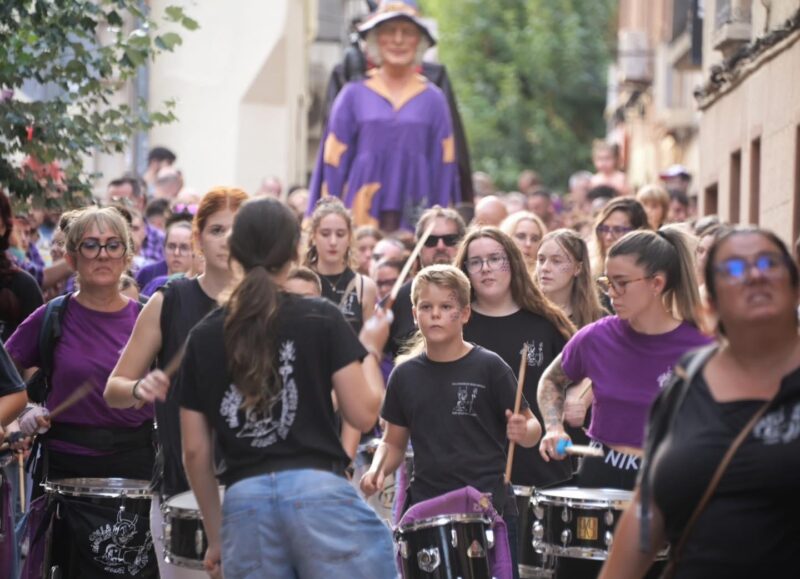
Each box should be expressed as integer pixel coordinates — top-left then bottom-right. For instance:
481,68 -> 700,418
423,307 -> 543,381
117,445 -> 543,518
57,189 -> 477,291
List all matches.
714,252 -> 789,284
465,253 -> 508,274
514,232 -> 542,244
165,242 -> 192,256
596,224 -> 633,238
423,234 -> 460,248
78,238 -> 127,260
596,275 -> 652,296
173,203 -> 198,215
376,278 -> 398,288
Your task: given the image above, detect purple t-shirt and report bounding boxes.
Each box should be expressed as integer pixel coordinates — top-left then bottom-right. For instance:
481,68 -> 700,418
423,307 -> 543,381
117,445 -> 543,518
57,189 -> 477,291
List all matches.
6,298 -> 153,455
561,316 -> 712,448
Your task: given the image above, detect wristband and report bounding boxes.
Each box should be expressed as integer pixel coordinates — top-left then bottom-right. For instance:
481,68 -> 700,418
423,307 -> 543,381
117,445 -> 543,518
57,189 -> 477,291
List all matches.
132,379 -> 143,401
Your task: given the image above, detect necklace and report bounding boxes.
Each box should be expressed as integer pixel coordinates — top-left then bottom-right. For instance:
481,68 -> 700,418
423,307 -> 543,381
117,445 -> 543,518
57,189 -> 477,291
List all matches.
321,269 -> 348,295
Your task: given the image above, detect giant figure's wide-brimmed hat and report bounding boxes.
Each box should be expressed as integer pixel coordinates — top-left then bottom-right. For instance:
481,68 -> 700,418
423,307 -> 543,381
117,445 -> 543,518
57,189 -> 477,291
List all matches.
358,0 -> 437,47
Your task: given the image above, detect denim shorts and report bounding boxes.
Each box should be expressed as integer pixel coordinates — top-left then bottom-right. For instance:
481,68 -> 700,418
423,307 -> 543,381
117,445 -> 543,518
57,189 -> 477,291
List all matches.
221,469 -> 398,579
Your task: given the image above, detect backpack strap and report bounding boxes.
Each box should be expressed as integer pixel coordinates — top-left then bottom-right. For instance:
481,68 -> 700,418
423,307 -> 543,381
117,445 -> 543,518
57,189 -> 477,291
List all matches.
36,294 -> 71,383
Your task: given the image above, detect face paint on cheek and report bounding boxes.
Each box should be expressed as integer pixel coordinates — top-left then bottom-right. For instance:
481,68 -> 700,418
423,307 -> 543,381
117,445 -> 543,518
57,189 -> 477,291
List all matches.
499,260 -> 511,272
449,310 -> 461,323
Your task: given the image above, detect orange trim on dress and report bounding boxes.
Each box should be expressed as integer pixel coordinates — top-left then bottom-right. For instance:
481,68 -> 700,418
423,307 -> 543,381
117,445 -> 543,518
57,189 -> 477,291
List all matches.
323,132 -> 349,168
351,182 -> 382,228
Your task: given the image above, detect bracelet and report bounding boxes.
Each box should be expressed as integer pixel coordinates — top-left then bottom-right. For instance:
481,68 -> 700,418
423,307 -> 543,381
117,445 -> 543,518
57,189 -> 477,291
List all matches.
132,379 -> 143,401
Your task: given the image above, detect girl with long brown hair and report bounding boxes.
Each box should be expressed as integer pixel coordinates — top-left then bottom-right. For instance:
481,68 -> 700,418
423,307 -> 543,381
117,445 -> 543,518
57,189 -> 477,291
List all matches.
176,197 -> 395,578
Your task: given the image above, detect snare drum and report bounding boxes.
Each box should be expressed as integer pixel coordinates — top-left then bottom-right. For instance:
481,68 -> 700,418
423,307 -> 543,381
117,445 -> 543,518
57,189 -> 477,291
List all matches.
44,477 -> 155,577
513,486 -> 555,578
162,486 -> 225,569
395,514 -> 493,579
531,486 -> 669,561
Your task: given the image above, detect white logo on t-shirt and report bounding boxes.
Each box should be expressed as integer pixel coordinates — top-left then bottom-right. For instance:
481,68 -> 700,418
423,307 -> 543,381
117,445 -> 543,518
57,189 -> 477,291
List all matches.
525,341 -> 545,367
657,367 -> 674,389
754,402 -> 800,445
218,340 -> 299,448
452,382 -> 484,417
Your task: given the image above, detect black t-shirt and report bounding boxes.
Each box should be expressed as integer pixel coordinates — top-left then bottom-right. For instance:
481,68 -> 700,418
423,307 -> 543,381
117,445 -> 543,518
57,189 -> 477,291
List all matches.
155,277 -> 217,497
178,293 -> 365,487
388,280 -> 416,357
650,369 -> 800,578
382,345 -> 527,511
0,269 -> 44,342
319,268 -> 364,334
0,341 -> 25,396
463,309 -> 572,487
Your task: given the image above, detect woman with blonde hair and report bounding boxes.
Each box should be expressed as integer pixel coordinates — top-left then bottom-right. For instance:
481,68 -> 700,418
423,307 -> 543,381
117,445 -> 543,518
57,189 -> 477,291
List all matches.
500,210 -> 547,274
105,186 -> 248,579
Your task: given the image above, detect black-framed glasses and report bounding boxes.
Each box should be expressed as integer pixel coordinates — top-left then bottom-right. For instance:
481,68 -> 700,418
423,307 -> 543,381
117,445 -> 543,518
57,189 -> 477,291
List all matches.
424,234 -> 460,248
596,224 -> 633,238
78,238 -> 127,260
596,275 -> 652,296
165,242 -> 192,256
465,253 -> 508,274
714,252 -> 789,284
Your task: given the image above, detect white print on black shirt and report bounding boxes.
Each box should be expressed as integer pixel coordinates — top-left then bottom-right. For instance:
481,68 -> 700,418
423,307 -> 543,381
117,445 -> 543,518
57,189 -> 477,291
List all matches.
452,382 -> 485,416
340,291 -> 359,320
754,402 -> 800,445
89,510 -> 152,575
525,340 -> 545,368
657,367 -> 674,389
218,340 -> 299,448
590,440 -> 640,471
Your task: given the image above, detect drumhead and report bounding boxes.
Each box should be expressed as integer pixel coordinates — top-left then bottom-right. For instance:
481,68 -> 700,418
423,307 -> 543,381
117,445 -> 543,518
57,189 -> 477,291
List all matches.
398,513 -> 490,533
163,486 -> 225,516
44,477 -> 151,498
535,487 -> 631,509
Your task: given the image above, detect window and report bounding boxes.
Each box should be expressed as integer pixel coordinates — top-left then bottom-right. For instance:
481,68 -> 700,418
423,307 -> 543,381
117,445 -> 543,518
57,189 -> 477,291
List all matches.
729,149 -> 741,223
749,137 -> 760,225
705,183 -> 718,216
794,126 -> 800,243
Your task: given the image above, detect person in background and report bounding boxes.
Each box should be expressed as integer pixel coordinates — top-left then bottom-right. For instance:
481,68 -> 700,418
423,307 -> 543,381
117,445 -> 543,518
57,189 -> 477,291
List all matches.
145,198 -> 171,232
354,226 -> 382,276
600,226 -> 800,579
474,195 -> 509,227
590,197 -> 650,279
373,259 -> 402,303
284,266 -> 322,298
668,189 -> 691,224
527,190 -> 557,230
636,185 -> 670,231
501,211 -> 547,276
154,166 -> 183,200
567,170 -> 594,215
108,176 -> 165,266
590,140 -> 630,196
143,146 -> 177,195
658,164 -> 692,196
503,192 -> 527,215
140,219 -> 195,298
369,237 -> 406,278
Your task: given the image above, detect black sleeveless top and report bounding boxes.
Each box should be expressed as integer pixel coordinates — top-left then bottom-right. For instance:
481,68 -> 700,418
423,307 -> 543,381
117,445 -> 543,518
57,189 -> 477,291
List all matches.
155,277 -> 216,497
319,268 -> 364,334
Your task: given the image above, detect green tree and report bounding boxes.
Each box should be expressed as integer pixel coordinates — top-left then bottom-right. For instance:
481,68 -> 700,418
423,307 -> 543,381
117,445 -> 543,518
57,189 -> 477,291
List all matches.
0,1 -> 197,208
423,0 -> 616,191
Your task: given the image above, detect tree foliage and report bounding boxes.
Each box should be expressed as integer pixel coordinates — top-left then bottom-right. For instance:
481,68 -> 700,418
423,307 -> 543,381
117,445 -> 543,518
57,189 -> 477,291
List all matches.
422,0 -> 616,191
0,1 -> 197,208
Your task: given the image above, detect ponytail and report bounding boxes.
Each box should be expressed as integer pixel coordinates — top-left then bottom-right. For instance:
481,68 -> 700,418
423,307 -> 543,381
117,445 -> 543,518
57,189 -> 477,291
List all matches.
657,226 -> 702,326
223,198 -> 300,410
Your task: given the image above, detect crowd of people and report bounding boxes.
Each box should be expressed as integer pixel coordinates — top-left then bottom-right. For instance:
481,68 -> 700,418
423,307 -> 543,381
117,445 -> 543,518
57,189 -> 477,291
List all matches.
1,1 -> 799,579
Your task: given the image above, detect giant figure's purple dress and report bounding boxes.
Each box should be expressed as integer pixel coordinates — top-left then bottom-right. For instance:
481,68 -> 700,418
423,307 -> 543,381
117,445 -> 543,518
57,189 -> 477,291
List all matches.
309,70 -> 459,229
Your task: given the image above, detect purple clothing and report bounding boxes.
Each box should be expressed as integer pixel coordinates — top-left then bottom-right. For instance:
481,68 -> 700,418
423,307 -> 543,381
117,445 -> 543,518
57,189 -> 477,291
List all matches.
141,274 -> 170,298
140,222 -> 165,263
309,72 -> 459,229
397,486 -> 512,579
6,298 -> 152,456
135,259 -> 167,289
561,316 -> 712,448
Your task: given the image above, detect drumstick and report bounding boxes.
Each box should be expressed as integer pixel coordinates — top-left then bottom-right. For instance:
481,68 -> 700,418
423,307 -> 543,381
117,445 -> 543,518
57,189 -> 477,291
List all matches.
578,381 -> 592,399
556,441 -> 605,458
378,221 -> 437,310
48,381 -> 94,420
18,453 -> 25,511
505,343 -> 528,484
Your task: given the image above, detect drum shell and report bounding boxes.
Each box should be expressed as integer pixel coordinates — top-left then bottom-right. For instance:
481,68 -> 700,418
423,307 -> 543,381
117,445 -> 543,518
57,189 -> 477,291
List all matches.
513,486 -> 555,578
395,515 -> 492,579
353,439 -> 413,522
162,486 -> 225,570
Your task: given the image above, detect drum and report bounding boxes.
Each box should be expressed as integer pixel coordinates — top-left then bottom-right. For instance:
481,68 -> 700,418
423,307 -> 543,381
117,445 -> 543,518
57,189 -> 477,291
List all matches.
395,514 -> 493,579
162,486 -> 225,569
353,438 -> 414,522
44,477 -> 155,578
531,487 -> 669,561
513,486 -> 555,578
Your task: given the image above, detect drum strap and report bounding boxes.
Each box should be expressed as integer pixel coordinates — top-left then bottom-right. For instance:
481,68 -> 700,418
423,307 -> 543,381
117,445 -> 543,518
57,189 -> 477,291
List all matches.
662,396 -> 773,578
46,421 -> 155,454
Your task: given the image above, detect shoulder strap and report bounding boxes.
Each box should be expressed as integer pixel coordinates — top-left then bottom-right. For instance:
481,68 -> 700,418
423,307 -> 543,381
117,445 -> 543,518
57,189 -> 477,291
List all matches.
664,395 -> 773,577
37,294 -> 70,377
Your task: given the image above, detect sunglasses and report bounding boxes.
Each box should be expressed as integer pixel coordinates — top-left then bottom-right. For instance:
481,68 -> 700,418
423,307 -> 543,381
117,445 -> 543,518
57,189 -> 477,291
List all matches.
423,234 -> 460,248
714,252 -> 789,283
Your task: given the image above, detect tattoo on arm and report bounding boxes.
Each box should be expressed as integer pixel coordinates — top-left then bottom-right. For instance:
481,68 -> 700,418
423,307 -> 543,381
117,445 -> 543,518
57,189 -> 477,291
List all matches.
538,355 -> 573,430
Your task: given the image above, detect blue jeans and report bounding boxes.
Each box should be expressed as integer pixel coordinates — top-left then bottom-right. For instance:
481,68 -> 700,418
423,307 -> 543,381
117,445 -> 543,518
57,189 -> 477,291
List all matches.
221,469 -> 398,579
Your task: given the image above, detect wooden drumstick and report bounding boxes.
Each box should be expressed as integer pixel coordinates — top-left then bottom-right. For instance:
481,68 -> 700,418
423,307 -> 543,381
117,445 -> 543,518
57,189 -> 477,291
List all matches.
378,221 -> 436,310
18,453 -> 25,512
48,381 -> 94,420
555,441 -> 605,458
505,343 -> 528,484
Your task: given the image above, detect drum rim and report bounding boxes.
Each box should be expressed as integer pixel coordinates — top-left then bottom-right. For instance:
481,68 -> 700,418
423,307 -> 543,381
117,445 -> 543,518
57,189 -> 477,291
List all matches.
43,477 -> 152,498
533,486 -> 631,509
161,486 -> 225,518
397,513 -> 491,533
513,485 -> 534,497
164,551 -> 206,570
537,543 -> 670,561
